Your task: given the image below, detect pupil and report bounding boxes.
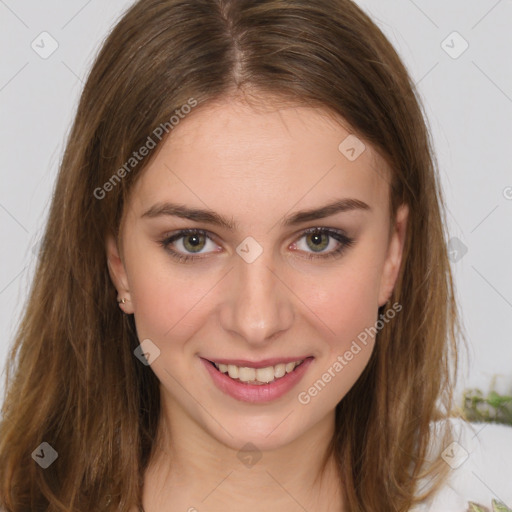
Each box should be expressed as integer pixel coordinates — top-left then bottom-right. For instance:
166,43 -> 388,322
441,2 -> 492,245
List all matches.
312,234 -> 321,245
184,234 -> 204,253
307,232 -> 328,253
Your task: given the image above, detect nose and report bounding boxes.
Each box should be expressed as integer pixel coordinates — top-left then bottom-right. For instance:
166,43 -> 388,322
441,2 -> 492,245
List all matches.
219,249 -> 294,346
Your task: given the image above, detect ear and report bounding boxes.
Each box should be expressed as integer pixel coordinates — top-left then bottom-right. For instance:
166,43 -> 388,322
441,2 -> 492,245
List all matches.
106,233 -> 134,314
378,203 -> 409,307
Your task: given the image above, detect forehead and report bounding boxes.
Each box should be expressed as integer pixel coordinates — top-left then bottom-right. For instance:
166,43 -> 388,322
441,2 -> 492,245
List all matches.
127,97 -> 391,221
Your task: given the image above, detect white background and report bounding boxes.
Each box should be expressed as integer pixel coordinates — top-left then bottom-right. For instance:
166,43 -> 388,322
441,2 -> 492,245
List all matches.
1,0 -> 511,403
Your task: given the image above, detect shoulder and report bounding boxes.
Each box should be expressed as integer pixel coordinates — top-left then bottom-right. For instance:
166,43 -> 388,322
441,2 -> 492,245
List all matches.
412,417 -> 512,512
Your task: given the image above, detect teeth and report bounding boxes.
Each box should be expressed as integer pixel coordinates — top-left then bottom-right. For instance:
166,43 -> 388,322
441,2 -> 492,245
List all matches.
227,364 -> 239,379
238,367 -> 256,382
213,360 -> 304,384
285,362 -> 296,373
274,363 -> 286,378
255,366 -> 275,383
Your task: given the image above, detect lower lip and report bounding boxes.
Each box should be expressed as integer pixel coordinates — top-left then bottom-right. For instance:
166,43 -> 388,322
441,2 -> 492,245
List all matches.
200,357 -> 314,403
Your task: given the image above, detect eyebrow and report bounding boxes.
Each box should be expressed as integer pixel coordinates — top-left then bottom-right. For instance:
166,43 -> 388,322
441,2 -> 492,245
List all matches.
141,198 -> 371,230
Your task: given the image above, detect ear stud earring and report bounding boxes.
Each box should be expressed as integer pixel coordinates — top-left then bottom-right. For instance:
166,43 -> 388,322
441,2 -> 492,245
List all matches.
117,297 -> 130,304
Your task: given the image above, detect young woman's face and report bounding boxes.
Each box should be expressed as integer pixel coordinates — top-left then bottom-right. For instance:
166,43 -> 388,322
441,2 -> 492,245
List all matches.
107,97 -> 408,451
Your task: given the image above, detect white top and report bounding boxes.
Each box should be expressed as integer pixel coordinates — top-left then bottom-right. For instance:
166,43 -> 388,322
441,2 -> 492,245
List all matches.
410,417 -> 512,511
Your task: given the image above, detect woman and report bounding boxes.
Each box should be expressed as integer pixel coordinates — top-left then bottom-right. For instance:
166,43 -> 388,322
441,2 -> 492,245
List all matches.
1,0 -> 510,510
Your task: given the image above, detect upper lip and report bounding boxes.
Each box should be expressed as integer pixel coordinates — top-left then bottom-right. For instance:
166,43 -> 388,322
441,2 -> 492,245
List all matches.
203,356 -> 312,369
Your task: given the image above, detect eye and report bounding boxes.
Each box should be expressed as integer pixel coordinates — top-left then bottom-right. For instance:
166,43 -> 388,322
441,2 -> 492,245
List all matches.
290,227 -> 355,260
158,227 -> 355,263
158,229 -> 220,263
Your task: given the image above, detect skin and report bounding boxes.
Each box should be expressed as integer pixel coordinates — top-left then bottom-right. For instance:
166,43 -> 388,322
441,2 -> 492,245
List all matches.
106,96 -> 409,512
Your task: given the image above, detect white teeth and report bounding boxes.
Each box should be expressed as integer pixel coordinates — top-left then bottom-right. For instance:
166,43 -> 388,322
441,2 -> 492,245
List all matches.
274,363 -> 286,378
227,364 -> 239,379
255,366 -> 275,383
285,362 -> 296,373
238,367 -> 256,382
212,360 -> 304,384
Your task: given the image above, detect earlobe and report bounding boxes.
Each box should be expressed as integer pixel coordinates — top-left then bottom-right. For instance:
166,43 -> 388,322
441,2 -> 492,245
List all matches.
378,204 -> 409,307
105,233 -> 134,314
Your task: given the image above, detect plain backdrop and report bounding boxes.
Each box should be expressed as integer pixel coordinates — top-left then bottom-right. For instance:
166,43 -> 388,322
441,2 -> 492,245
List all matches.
1,0 -> 511,405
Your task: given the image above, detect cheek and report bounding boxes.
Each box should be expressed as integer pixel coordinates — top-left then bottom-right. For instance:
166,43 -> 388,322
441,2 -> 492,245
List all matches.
124,242 -> 213,342
294,259 -> 382,409
306,256 -> 383,350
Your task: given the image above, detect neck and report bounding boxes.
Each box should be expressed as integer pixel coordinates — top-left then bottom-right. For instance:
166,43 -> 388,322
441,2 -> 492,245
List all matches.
141,396 -> 345,511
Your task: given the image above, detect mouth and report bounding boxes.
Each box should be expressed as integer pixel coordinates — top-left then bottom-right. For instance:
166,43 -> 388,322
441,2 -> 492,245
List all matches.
201,356 -> 314,403
207,358 -> 308,385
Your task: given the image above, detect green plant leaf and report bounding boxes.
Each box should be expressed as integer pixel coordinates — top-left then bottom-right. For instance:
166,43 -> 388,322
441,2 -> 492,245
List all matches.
492,499 -> 512,512
487,391 -> 512,409
463,387 -> 512,426
468,502 -> 488,512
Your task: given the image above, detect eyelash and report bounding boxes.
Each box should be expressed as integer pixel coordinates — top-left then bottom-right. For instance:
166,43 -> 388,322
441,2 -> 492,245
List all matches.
158,227 -> 355,264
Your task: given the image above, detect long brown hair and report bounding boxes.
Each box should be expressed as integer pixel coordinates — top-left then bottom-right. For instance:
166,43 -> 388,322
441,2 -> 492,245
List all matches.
0,0 -> 464,510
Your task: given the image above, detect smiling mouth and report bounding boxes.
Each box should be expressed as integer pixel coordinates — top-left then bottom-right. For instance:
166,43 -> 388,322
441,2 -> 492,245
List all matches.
207,359 -> 309,385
